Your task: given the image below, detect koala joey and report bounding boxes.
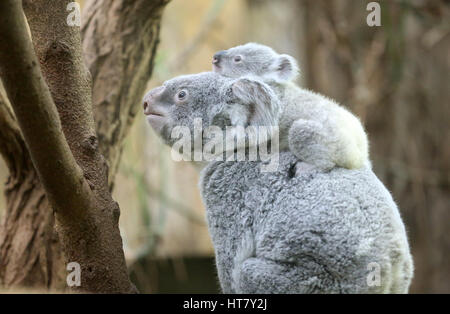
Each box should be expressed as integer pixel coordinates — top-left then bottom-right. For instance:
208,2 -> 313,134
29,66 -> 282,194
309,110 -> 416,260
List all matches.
213,43 -> 369,171
142,72 -> 413,293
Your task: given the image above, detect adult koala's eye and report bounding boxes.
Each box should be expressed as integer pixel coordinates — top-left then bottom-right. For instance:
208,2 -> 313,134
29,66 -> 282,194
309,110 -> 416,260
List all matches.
176,90 -> 188,102
234,55 -> 242,63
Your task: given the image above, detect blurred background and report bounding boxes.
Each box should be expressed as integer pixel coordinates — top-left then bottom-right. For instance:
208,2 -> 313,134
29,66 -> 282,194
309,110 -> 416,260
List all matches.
0,0 -> 449,293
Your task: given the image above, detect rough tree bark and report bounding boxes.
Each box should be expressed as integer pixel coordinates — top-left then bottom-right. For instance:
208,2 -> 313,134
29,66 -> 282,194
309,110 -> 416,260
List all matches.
0,84 -> 64,288
0,0 -> 132,293
82,0 -> 169,187
0,0 -> 168,292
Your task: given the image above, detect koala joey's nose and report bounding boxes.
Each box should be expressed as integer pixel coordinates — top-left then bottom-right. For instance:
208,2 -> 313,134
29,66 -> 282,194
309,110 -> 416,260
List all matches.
213,51 -> 226,64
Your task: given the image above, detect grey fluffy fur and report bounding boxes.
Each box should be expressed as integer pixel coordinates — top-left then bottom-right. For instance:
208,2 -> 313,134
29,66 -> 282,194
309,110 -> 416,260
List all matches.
201,154 -> 413,293
213,43 -> 369,171
143,71 -> 413,293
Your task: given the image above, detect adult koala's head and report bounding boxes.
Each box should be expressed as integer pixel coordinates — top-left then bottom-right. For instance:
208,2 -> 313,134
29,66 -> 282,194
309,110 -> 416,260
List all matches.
142,72 -> 280,160
212,43 -> 299,83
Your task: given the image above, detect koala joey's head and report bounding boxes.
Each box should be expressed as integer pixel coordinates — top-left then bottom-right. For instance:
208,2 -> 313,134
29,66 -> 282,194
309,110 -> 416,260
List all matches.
212,43 -> 299,83
143,72 -> 280,154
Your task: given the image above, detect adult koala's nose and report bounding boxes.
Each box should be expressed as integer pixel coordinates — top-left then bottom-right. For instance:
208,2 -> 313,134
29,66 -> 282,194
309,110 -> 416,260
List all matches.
212,50 -> 226,65
143,86 -> 165,115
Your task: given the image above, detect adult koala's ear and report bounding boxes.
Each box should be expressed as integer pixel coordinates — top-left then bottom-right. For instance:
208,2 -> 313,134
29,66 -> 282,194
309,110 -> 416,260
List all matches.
209,77 -> 280,156
227,77 -> 280,128
270,54 -> 299,82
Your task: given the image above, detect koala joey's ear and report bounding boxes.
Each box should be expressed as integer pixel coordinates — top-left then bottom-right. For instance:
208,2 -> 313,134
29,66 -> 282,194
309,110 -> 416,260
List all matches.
229,78 -> 280,128
271,54 -> 299,82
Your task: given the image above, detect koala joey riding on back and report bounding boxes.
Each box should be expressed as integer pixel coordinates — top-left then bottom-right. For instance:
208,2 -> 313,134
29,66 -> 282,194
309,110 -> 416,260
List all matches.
142,72 -> 413,293
213,43 -> 369,171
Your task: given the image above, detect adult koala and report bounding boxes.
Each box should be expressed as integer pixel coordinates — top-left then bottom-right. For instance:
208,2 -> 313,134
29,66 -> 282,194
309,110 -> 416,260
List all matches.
142,71 -> 413,293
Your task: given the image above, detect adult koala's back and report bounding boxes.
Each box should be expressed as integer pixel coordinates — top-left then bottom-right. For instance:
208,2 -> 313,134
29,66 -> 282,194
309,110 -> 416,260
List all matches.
200,152 -> 413,293
143,71 -> 413,293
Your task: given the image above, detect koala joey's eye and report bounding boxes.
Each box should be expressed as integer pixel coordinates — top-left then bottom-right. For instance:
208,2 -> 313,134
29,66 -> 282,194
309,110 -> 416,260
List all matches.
176,90 -> 188,102
234,55 -> 242,63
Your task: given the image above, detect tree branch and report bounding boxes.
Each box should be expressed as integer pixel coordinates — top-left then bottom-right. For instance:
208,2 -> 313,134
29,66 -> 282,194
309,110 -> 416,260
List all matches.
0,0 -> 168,293
0,0 -> 93,219
0,82 -> 30,181
23,0 -> 107,189
18,0 -> 137,292
82,0 -> 170,187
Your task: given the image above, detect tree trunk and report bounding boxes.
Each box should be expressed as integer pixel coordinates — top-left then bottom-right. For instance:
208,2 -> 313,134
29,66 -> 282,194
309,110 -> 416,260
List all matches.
0,87 -> 65,290
82,0 -> 169,188
0,164 -> 65,290
0,0 -> 169,292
